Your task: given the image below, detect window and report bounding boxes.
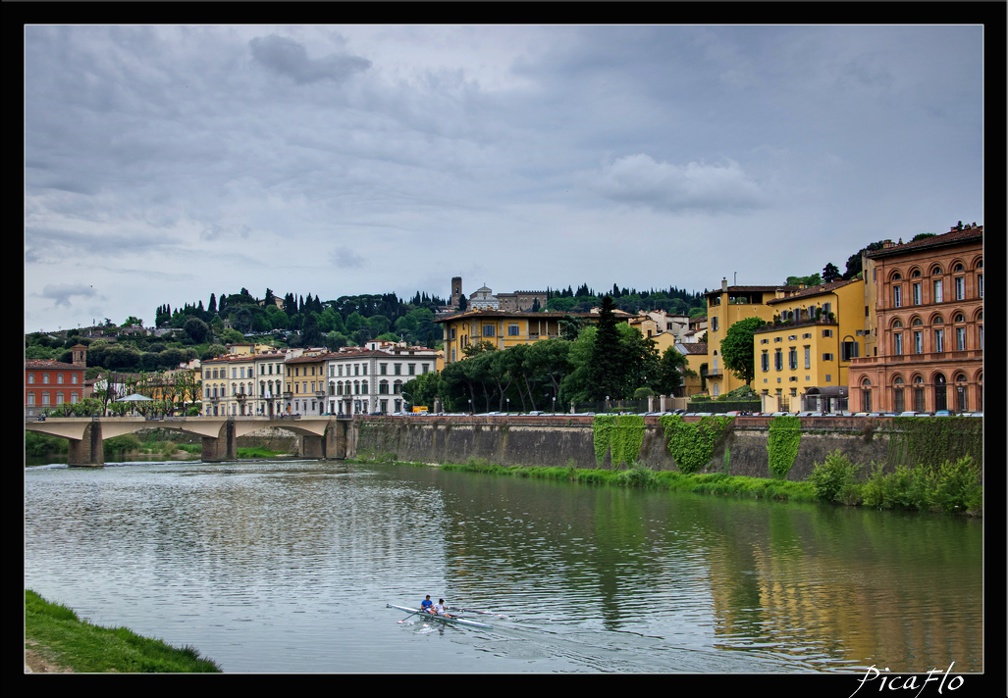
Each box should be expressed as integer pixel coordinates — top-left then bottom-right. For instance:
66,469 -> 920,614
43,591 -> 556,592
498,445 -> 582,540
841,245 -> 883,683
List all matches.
761,352 -> 769,373
28,374 -> 34,384
822,353 -> 834,362
934,373 -> 947,412
954,276 -> 965,300
508,324 -> 520,336
955,375 -> 968,413
380,363 -> 387,375
42,393 -> 50,405
482,325 -> 496,337
861,378 -> 872,412
450,328 -> 456,340
43,374 -> 50,384
394,364 -> 401,375
712,317 -> 719,331
893,285 -> 903,308
913,331 -> 923,354
788,348 -> 798,370
913,376 -> 925,412
841,340 -> 859,361
933,279 -> 943,303
57,374 -> 64,384
408,363 -> 416,375
893,332 -> 904,356
912,283 -> 922,305
893,378 -> 905,413
822,329 -> 833,338
804,346 -> 811,369
774,349 -> 783,371
955,325 -> 966,352
977,273 -> 983,298
760,338 -> 769,344
934,329 -> 944,353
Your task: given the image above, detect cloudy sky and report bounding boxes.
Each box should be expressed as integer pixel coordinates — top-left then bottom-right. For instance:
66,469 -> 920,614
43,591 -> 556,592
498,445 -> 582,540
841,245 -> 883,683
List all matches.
24,22 -> 985,333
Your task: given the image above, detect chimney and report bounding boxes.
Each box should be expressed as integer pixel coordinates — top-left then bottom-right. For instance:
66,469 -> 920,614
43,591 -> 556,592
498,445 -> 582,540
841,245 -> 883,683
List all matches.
881,239 -> 895,249
721,277 -> 728,292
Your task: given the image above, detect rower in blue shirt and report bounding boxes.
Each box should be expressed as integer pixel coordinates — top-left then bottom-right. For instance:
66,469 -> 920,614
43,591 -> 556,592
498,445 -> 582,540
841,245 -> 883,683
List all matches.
420,595 -> 434,613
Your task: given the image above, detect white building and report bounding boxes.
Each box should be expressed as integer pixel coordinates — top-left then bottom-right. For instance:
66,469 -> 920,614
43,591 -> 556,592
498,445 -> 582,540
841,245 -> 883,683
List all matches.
327,341 -> 439,415
468,284 -> 500,310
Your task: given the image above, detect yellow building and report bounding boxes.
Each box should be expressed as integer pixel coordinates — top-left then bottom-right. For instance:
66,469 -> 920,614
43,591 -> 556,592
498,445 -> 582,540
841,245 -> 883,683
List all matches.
753,279 -> 865,413
674,341 -> 708,397
436,309 -> 632,365
284,349 -> 332,416
703,279 -> 797,397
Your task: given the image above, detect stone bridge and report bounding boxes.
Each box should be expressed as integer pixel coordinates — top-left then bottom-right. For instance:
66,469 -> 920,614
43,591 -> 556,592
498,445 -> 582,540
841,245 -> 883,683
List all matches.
25,416 -> 355,467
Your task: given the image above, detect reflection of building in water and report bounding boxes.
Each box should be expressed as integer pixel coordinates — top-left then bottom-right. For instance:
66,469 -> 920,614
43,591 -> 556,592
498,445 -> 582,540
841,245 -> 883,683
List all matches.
706,524 -> 981,672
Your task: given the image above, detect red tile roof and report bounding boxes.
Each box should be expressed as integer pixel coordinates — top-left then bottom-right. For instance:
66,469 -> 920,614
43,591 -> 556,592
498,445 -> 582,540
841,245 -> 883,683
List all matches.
867,225 -> 983,258
766,278 -> 860,305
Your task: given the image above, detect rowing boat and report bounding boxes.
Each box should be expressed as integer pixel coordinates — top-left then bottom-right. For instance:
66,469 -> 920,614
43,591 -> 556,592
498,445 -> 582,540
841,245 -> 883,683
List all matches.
386,603 -> 493,629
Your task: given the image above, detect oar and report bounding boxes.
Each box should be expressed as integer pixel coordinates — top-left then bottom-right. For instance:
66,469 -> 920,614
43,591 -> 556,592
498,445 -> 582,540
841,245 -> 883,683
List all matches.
387,604 -> 422,623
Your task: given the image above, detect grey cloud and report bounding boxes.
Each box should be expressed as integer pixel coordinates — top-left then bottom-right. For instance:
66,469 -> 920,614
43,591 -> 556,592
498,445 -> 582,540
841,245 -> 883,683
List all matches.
249,35 -> 371,85
331,246 -> 366,269
38,283 -> 98,308
592,154 -> 768,214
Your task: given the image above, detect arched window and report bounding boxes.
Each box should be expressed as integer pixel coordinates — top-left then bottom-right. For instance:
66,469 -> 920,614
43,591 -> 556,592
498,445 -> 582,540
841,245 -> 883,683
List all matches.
892,376 -> 905,413
933,373 -> 947,412
955,374 -> 968,413
861,377 -> 872,413
913,376 -> 925,412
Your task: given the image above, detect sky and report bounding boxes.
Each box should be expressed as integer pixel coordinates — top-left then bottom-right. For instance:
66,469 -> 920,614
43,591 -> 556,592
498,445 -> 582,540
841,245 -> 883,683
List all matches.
23,20 -> 987,333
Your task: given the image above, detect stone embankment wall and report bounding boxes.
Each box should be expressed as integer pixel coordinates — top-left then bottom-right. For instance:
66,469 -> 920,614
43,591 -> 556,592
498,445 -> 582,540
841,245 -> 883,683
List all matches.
351,415 -> 982,481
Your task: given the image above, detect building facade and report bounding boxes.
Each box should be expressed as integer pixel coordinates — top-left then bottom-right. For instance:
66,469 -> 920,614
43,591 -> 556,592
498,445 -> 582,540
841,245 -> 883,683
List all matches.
754,279 -> 863,413
327,341 -> 438,415
437,308 -> 631,365
284,349 -> 332,417
25,344 -> 87,417
703,280 -> 797,397
849,225 -> 983,414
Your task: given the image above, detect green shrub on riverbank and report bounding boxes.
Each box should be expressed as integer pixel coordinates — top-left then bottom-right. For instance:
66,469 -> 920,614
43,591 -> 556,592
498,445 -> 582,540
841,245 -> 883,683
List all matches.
25,589 -> 220,673
807,450 -> 982,516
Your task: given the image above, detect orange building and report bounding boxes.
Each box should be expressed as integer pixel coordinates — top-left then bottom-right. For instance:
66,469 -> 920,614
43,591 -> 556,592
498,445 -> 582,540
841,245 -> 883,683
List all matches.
849,224 -> 983,413
25,344 -> 88,417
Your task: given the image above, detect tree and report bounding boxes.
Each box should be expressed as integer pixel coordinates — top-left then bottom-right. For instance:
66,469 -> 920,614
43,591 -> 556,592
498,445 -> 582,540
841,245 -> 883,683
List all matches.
720,316 -> 767,387
654,346 -> 694,396
822,263 -> 841,283
183,317 -> 210,343
785,273 -> 822,287
586,295 -> 625,400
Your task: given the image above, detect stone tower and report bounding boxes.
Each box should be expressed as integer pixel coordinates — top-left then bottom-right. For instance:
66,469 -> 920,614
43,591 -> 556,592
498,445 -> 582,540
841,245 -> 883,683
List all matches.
450,277 -> 462,308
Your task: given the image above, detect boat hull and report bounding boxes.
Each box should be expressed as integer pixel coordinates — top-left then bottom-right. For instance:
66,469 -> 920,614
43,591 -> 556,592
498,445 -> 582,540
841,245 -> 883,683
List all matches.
387,603 -> 492,629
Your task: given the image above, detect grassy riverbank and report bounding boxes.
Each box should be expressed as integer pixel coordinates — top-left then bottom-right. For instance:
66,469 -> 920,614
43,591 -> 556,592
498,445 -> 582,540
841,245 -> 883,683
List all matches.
24,589 -> 221,673
361,452 -> 982,516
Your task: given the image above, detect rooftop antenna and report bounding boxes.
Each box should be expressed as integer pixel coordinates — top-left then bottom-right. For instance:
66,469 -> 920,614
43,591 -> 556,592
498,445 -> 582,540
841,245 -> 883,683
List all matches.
733,272 -> 737,285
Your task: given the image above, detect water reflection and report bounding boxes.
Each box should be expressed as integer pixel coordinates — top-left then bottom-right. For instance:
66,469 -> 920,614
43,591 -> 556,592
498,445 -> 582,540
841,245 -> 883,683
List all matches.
24,461 -> 982,674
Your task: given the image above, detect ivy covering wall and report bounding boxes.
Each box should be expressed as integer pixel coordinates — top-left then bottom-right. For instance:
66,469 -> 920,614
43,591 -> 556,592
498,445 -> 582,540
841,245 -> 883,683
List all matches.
659,414 -> 733,474
887,417 -> 983,470
593,414 -> 646,466
767,415 -> 801,478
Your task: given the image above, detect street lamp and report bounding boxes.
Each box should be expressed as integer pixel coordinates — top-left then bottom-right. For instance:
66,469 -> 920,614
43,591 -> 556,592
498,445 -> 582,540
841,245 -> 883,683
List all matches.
468,398 -> 472,415
552,396 -> 556,413
506,398 -> 510,413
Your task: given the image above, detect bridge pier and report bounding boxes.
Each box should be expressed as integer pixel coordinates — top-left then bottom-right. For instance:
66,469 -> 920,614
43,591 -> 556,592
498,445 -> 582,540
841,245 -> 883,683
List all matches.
201,420 -> 237,462
67,421 -> 104,467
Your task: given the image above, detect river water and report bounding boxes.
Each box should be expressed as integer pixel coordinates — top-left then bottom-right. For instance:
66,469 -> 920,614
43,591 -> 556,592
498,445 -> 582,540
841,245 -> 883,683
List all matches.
23,459 -> 984,679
